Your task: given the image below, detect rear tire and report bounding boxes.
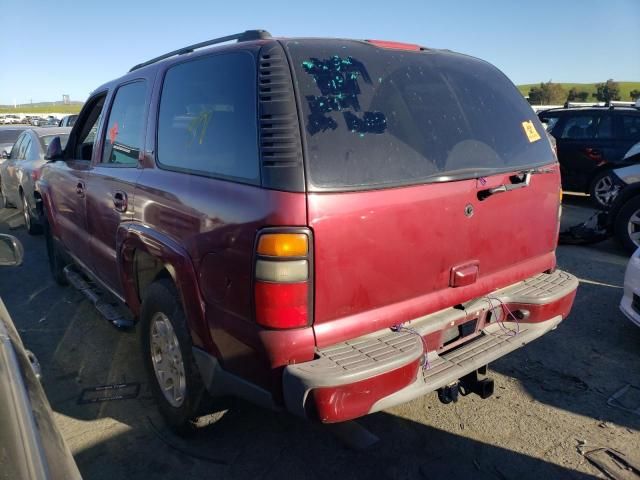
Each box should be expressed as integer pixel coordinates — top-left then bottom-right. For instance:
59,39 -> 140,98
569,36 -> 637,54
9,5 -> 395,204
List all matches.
140,279 -> 208,435
614,195 -> 640,254
590,170 -> 614,208
21,191 -> 42,235
43,218 -> 68,285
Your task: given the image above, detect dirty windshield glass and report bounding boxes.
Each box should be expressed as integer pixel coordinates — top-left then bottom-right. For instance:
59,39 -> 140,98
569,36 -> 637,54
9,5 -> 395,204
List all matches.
286,40 -> 554,190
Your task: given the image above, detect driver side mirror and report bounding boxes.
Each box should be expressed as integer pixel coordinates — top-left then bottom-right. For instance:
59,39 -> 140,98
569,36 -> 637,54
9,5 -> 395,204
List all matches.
1,150 -> 8,159
0,234 -> 24,267
45,136 -> 63,161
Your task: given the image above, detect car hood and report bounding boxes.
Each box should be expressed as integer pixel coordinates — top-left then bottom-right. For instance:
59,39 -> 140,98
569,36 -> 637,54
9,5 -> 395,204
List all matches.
623,141 -> 640,161
614,163 -> 640,186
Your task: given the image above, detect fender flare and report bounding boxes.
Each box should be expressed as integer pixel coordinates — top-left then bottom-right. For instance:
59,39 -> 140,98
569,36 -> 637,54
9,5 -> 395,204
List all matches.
116,223 -> 217,354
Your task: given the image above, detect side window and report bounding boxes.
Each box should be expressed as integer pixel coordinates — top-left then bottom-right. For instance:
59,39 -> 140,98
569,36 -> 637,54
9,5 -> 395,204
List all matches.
540,114 -> 560,132
9,134 -> 24,160
101,82 -> 147,165
22,137 -> 34,160
72,94 -> 107,161
597,115 -> 612,139
18,137 -> 32,160
157,52 -> 259,182
560,115 -> 610,139
621,115 -> 640,140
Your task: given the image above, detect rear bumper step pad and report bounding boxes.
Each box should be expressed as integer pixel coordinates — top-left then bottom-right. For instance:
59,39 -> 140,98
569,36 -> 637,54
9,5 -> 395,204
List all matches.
369,316 -> 561,413
283,269 -> 578,419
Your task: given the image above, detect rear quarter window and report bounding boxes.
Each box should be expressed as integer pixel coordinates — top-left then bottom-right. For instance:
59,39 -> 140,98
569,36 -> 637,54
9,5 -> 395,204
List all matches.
620,114 -> 640,140
156,52 -> 259,183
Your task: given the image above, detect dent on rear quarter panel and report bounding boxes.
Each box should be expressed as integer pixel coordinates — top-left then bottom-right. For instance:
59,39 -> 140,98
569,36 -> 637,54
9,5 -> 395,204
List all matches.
132,168 -> 310,384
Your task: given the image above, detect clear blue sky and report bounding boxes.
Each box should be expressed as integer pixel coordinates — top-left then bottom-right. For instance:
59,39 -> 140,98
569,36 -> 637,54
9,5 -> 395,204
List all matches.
1,0 -> 638,105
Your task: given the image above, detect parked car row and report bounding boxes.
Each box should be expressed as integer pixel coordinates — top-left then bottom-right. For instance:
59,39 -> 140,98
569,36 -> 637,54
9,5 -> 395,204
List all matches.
0,114 -> 78,127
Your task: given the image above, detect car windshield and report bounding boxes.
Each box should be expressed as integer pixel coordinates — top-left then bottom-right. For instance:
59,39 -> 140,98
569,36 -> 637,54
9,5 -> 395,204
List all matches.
41,134 -> 70,150
286,40 -> 554,190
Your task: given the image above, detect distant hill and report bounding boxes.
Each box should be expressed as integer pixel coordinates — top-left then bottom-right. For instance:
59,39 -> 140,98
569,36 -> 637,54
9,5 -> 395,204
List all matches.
0,101 -> 84,114
517,82 -> 640,102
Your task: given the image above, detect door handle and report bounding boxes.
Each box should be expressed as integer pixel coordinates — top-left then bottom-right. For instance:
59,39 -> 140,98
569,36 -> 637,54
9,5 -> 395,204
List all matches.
112,191 -> 128,213
76,182 -> 85,197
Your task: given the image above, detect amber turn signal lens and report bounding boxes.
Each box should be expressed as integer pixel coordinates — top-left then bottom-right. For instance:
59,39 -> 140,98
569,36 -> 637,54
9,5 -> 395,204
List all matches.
257,233 -> 308,257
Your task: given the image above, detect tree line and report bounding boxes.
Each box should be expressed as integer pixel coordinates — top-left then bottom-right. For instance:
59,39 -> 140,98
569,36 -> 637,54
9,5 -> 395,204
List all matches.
527,79 -> 640,105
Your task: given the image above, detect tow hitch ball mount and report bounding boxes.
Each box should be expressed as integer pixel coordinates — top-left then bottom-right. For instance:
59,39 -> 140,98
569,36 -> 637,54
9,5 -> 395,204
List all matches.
437,368 -> 494,404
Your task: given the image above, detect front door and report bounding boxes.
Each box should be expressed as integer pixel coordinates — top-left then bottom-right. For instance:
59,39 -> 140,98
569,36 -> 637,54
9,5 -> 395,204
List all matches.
48,93 -> 108,269
84,81 -> 148,297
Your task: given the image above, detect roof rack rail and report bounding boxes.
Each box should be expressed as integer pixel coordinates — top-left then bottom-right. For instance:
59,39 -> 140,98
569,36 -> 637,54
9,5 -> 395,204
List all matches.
129,29 -> 272,72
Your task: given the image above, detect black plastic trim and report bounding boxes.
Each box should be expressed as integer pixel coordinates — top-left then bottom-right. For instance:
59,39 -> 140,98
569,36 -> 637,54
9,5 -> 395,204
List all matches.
257,42 -> 305,192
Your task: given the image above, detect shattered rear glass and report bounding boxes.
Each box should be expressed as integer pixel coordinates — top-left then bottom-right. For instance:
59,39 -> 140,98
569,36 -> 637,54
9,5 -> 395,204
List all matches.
285,40 -> 554,190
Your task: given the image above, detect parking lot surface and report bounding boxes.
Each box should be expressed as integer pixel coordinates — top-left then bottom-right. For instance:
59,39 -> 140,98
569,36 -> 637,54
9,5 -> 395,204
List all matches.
0,194 -> 638,479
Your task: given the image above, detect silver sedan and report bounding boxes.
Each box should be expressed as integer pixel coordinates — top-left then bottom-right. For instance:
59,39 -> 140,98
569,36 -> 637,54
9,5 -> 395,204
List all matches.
0,128 -> 70,234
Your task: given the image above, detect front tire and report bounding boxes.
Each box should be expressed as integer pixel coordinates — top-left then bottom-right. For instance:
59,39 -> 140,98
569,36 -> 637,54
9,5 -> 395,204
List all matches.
140,279 -> 207,435
21,191 -> 42,235
0,181 -> 7,209
43,217 -> 68,285
614,196 -> 640,254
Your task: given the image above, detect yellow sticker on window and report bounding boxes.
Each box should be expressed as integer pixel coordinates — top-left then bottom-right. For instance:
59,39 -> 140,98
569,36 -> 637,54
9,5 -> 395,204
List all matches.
522,120 -> 541,143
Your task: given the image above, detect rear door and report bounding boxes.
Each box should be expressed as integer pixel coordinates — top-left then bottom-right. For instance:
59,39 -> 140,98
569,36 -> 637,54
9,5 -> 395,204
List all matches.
84,80 -> 148,296
554,111 -> 615,191
285,40 -> 560,345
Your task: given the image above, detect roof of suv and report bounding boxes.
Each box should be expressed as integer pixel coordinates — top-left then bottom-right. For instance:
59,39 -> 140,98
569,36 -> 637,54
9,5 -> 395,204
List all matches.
97,29 -> 466,92
540,106 -> 640,115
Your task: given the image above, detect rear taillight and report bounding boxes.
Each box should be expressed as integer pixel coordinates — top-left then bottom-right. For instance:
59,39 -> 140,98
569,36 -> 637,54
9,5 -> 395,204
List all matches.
254,230 -> 312,329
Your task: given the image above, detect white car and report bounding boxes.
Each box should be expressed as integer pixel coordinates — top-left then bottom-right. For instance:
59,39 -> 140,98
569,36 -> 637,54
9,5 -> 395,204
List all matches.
1,115 -> 21,125
620,248 -> 640,327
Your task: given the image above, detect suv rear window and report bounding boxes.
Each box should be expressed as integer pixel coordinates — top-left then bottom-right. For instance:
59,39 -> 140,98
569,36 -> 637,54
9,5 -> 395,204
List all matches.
286,40 -> 554,190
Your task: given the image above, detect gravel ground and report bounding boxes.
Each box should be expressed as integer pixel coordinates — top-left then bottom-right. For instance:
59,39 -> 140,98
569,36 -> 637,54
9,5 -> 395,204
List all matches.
0,194 -> 638,479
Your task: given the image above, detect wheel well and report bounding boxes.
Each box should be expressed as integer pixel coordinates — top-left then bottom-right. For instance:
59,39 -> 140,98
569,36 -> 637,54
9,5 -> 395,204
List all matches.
133,250 -> 173,301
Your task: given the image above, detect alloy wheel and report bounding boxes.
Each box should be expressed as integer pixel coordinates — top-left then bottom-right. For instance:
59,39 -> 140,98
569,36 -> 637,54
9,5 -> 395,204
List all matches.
149,312 -> 186,408
627,208 -> 640,249
594,175 -> 615,206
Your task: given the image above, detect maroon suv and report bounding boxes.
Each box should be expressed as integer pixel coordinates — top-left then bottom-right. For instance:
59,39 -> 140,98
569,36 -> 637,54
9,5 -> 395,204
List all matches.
38,30 -> 578,432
